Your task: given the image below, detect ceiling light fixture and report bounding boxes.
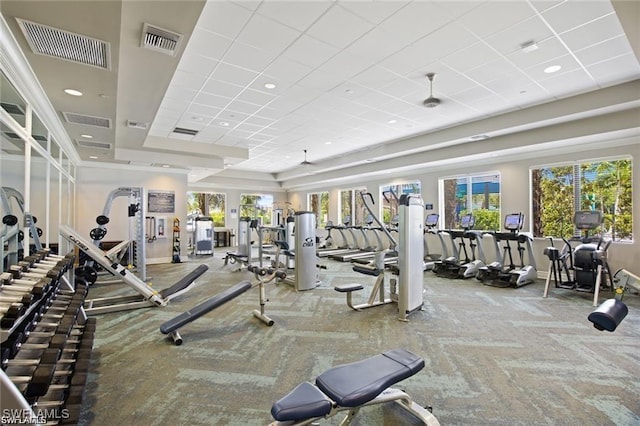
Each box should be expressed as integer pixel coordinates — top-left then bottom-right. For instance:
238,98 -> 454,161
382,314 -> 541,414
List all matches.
80,134 -> 93,138
219,121 -> 230,127
64,88 -> 83,96
89,155 -> 98,159
264,83 -> 276,89
423,73 -> 440,108
325,141 -> 332,145
161,164 -> 170,168
520,40 -> 538,53
544,65 -> 562,73
387,119 -> 397,124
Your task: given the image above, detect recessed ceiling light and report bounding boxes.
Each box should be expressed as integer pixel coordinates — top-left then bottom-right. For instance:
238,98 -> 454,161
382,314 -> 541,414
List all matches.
325,141 -> 332,145
80,134 -> 93,138
387,119 -> 397,124
64,88 -> 83,96
192,116 -> 203,122
162,164 -> 170,168
544,65 -> 561,74
264,83 -> 276,89
89,155 -> 98,159
219,121 -> 230,127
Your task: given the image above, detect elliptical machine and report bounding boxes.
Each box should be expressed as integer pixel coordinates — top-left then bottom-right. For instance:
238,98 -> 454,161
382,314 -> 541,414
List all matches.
476,213 -> 537,288
432,213 -> 475,278
543,210 -> 613,306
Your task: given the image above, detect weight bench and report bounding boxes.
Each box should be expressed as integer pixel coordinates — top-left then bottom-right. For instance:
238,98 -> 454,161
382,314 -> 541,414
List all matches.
269,348 -> 440,425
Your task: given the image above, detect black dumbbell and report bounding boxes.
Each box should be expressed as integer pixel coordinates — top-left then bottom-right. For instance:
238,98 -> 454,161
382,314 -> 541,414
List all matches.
0,293 -> 35,306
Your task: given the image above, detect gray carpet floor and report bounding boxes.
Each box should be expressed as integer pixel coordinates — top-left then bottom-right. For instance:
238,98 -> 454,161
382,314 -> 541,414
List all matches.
78,251 -> 640,425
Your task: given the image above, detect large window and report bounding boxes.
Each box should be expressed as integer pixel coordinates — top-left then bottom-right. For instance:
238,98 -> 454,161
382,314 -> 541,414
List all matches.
308,191 -> 329,227
531,158 -> 632,241
441,174 -> 500,229
381,182 -> 421,225
241,193 -> 274,225
339,188 -> 365,226
187,192 -> 225,226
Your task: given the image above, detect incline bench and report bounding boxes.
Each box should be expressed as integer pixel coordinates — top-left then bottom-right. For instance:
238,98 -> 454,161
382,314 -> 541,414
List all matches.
269,348 -> 440,425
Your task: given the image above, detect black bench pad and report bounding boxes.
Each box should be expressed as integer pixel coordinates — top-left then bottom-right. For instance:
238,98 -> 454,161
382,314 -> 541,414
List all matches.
316,348 -> 424,407
160,280 -> 252,334
270,349 -> 424,421
159,264 -> 209,298
270,382 -> 332,421
334,283 -> 364,292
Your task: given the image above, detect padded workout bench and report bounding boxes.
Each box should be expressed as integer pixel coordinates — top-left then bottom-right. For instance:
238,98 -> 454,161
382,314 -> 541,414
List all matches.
270,348 -> 440,425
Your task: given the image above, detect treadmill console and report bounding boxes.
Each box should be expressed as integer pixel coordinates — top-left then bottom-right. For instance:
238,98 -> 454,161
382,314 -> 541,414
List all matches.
574,211 -> 602,230
504,213 -> 524,231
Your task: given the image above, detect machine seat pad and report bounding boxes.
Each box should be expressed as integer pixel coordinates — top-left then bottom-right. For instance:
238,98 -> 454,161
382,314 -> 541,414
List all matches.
271,382 -> 332,421
159,264 -> 209,298
352,265 -> 382,276
334,283 -> 364,293
316,348 -> 424,407
225,252 -> 248,260
160,280 -> 252,334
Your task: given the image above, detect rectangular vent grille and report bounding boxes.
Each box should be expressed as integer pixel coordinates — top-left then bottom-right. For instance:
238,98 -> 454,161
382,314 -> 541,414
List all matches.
17,18 -> 111,70
172,127 -> 199,136
63,112 -> 112,128
1,102 -> 25,116
76,139 -> 112,150
141,23 -> 183,56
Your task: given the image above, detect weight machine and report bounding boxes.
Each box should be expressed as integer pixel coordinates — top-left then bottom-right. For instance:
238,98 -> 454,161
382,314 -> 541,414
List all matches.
1,187 -> 43,271
588,268 -> 639,332
335,191 -> 424,321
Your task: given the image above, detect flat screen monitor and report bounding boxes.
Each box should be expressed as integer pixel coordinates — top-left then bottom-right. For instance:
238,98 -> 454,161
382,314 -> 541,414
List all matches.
425,213 -> 439,227
574,211 -> 602,229
504,213 -> 523,231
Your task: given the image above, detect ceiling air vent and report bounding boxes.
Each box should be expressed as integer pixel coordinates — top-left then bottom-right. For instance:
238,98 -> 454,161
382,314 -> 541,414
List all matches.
141,23 -> 183,56
63,112 -> 112,128
127,120 -> 148,130
1,102 -> 25,116
76,139 -> 112,150
16,18 -> 110,70
172,127 -> 199,136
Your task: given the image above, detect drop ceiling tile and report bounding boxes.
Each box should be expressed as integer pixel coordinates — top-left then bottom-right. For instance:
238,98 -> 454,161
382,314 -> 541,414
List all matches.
243,115 -> 277,127
218,109 -> 250,122
227,100 -> 264,115
351,66 -> 400,88
485,16 -> 555,56
282,34 -> 340,68
536,68 -> 596,97
560,14 -> 626,53
222,41 -> 278,73
574,36 -> 635,67
483,70 -> 538,98
528,0 -> 565,14
541,0 -> 615,34
587,54 -> 640,83
306,4 -> 374,49
237,13 -> 301,55
236,89 -> 277,106
201,78 -> 245,99
378,99 -> 416,115
212,62 -> 260,86
379,1 -> 453,45
507,37 -> 570,70
193,92 -> 233,109
197,0 -> 253,38
345,27 -> 405,63
164,85 -> 198,102
465,57 -> 523,85
405,22 -> 480,72
176,53 -> 219,77
263,57 -> 313,89
186,104 -> 222,118
338,0 -> 408,24
378,77 -> 424,100
457,1 -> 535,38
193,127 -> 227,142
526,54 -> 582,79
179,112 -> 213,126
186,28 -> 233,61
257,1 -> 332,32
442,41 -> 504,73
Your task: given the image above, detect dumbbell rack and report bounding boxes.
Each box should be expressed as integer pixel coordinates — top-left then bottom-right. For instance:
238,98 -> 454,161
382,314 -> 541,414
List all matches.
0,249 -> 95,425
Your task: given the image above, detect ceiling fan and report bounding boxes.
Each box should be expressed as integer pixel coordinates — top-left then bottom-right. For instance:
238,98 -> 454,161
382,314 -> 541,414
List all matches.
300,149 -> 313,166
423,72 -> 441,108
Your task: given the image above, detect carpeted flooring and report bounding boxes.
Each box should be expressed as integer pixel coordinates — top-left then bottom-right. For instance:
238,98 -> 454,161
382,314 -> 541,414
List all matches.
78,250 -> 640,425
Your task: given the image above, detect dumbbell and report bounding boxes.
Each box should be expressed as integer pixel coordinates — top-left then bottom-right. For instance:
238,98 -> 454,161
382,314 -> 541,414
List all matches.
0,303 -> 26,328
17,260 -> 64,278
1,275 -> 52,299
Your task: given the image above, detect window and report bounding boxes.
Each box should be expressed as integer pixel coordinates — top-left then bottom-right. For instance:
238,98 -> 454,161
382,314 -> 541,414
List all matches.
441,174 -> 500,229
187,192 -> 225,227
339,188 -> 366,225
240,193 -> 274,225
308,191 -> 329,227
380,182 -> 421,225
531,158 -> 632,241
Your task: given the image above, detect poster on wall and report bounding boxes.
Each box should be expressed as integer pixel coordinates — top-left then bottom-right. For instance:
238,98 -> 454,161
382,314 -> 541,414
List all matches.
148,190 -> 175,213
